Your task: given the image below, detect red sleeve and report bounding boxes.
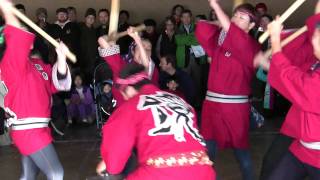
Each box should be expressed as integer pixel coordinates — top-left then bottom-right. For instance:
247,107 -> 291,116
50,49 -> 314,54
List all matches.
1,25 -> 34,80
222,23 -> 260,68
103,54 -> 126,82
195,21 -> 220,57
268,52 -> 320,113
100,102 -> 136,174
306,13 -> 320,40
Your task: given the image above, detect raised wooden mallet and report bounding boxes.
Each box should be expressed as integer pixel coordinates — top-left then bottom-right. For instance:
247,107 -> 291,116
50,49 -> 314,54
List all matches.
259,0 -> 306,44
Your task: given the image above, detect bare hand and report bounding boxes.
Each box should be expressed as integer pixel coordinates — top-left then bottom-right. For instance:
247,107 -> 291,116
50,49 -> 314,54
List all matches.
55,42 -> 69,64
96,160 -> 107,176
127,26 -> 140,40
98,36 -> 115,49
208,0 -> 219,9
0,0 -> 13,11
253,51 -> 270,71
268,16 -> 283,42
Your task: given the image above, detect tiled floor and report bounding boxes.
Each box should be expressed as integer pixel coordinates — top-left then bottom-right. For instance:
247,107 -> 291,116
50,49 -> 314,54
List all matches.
0,117 -> 284,180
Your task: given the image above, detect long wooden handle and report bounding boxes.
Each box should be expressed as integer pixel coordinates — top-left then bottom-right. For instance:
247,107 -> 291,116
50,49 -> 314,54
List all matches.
115,24 -> 146,39
265,25 -> 307,57
259,0 -> 306,44
108,0 -> 120,35
103,24 -> 146,42
10,7 -> 77,63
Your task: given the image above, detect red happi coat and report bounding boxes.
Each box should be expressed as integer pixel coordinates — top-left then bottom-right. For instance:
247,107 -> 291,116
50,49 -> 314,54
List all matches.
0,25 -> 71,155
195,22 -> 260,149
268,13 -> 320,168
101,45 -> 159,107
101,84 -> 216,180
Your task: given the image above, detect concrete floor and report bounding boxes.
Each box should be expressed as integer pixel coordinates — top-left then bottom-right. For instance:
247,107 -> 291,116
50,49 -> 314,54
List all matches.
0,117 -> 284,180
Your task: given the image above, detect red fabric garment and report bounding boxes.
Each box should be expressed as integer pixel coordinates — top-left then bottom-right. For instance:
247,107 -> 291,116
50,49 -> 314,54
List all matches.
0,25 -> 58,155
101,85 -> 215,179
195,22 -> 260,149
268,52 -> 320,168
103,54 -> 159,107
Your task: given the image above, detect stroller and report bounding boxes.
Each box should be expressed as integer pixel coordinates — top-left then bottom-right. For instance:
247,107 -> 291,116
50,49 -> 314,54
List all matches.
92,62 -> 117,130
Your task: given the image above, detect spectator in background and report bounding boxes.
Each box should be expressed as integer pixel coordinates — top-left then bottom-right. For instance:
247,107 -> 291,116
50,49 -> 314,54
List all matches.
176,9 -> 207,108
49,8 -> 81,69
156,16 -> 177,60
255,3 -> 268,19
67,74 -> 95,124
171,4 -> 184,26
117,10 -> 132,55
159,54 -> 195,105
209,9 -> 218,21
79,8 -> 98,84
34,7 -> 50,63
15,4 -> 25,14
195,14 -> 207,23
96,9 -> 110,37
67,6 -> 78,23
142,18 -> 159,67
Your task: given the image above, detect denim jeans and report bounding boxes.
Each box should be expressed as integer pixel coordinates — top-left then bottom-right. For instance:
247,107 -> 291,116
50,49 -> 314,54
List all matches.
206,140 -> 255,180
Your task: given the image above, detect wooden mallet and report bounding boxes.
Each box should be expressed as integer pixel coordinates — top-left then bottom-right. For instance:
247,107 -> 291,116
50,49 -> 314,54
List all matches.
9,6 -> 77,63
259,0 -> 306,44
264,25 -> 307,57
108,0 -> 120,35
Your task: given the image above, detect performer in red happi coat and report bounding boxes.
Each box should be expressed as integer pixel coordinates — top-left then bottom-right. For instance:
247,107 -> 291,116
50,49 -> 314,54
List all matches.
255,3 -> 320,179
0,0 -> 71,179
96,63 -> 216,180
195,0 -> 260,179
98,27 -> 159,107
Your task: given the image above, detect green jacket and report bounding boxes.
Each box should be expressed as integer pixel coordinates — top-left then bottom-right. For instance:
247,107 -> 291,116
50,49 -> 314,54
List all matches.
175,23 -> 206,68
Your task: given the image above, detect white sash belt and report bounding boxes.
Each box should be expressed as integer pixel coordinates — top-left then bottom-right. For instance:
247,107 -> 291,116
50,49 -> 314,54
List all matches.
10,118 -> 51,130
206,91 -> 249,103
300,140 -> 320,150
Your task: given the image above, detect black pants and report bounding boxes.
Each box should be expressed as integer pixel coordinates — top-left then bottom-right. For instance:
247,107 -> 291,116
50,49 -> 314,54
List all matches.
260,134 -> 293,180
0,107 -> 5,135
266,151 -> 320,180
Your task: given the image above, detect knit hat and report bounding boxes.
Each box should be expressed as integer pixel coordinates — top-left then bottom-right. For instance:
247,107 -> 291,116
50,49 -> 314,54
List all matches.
85,8 -> 96,18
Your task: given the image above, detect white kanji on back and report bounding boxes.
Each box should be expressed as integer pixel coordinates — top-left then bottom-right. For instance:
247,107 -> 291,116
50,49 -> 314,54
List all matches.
137,91 -> 205,146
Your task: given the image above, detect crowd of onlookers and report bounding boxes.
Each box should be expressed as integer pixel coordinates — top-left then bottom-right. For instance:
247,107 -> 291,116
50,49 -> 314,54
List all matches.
0,2 -> 290,130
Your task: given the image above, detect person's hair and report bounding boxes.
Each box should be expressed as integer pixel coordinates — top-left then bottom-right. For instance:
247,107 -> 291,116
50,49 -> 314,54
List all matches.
67,6 -> 77,12
260,14 -> 273,22
118,64 -> 151,91
36,8 -> 48,17
144,19 -> 157,27
196,14 -> 207,20
56,8 -> 68,15
162,54 -> 177,68
181,9 -> 192,17
255,3 -> 267,12
120,10 -> 130,19
72,72 -> 85,84
85,8 -> 96,18
171,4 -> 184,15
209,10 -> 217,21
98,9 -> 110,16
15,4 -> 25,11
234,3 -> 257,23
165,16 -> 176,25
